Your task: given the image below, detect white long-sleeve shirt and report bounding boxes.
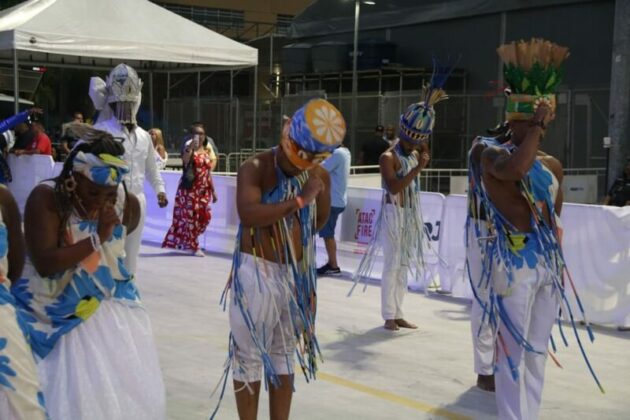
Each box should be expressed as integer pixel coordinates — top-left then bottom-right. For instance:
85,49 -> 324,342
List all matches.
94,117 -> 165,196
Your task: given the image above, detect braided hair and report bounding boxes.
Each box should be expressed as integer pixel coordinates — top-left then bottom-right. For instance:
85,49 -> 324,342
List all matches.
53,124 -> 126,241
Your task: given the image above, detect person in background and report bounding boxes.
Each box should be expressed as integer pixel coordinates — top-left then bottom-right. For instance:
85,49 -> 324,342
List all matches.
162,130 -> 217,257
190,122 -> 218,170
12,121 -> 52,157
384,123 -> 398,144
149,128 -> 168,170
317,143 -> 351,275
357,125 -> 389,172
60,112 -> 85,155
603,159 -> 630,207
1,108 -> 42,183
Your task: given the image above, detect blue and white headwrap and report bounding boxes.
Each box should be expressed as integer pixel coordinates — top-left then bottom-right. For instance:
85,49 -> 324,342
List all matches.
399,57 -> 455,145
399,102 -> 437,144
289,99 -> 346,153
72,151 -> 129,186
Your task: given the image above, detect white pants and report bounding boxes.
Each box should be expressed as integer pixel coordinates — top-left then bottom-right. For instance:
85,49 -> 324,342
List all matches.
229,253 -> 296,384
380,204 -> 407,320
125,192 -> 146,275
467,222 -> 495,375
495,264 -> 558,420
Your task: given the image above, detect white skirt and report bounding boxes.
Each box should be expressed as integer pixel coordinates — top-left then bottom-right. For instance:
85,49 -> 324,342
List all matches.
37,299 -> 166,420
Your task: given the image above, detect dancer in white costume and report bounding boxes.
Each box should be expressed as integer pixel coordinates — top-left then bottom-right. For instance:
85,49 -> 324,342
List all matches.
91,64 -> 168,275
351,62 -> 451,330
474,39 -> 603,419
13,126 -> 165,420
212,99 -> 343,420
0,186 -> 47,420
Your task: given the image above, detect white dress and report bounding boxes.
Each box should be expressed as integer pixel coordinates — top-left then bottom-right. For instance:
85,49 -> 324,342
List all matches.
12,184 -> 166,420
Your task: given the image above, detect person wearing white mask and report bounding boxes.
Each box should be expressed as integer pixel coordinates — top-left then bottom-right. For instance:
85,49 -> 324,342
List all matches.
90,63 -> 168,275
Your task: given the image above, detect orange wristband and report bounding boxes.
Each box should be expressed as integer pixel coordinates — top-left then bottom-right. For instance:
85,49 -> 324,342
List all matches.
295,196 -> 305,209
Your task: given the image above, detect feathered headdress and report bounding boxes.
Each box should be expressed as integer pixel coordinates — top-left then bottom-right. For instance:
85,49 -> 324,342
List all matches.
399,57 -> 454,144
497,38 -> 570,121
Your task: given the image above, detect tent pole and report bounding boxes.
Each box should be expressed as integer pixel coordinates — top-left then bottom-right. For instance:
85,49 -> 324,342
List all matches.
607,0 -> 630,191
13,48 -> 19,114
269,35 -> 274,75
196,71 -> 201,121
252,65 -> 258,152
230,70 -> 234,153
166,72 -> 171,100
149,69 -> 154,128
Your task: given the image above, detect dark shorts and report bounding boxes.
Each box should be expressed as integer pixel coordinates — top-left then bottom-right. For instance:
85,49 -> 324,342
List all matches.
319,206 -> 345,239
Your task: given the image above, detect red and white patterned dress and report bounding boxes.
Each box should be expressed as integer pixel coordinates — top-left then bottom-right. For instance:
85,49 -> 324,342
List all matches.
162,151 -> 214,251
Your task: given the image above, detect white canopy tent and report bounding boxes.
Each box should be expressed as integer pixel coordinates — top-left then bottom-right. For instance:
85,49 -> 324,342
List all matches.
0,0 -> 260,145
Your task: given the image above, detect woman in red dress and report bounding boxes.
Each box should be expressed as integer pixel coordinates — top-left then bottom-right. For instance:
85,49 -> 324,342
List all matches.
162,129 -> 217,256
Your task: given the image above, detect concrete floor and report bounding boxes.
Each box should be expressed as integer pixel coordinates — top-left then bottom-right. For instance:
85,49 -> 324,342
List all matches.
136,244 -> 629,420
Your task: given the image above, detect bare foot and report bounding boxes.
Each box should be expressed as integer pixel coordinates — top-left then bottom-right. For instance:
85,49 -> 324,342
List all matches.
476,374 -> 495,392
395,318 -> 417,329
384,320 -> 399,330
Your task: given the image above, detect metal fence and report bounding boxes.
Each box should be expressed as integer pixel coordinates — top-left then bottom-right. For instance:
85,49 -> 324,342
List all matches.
163,88 -> 611,171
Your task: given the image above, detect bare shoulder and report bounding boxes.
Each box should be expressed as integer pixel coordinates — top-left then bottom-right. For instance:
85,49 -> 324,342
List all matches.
24,183 -> 59,224
469,138 -> 487,164
539,155 -> 564,181
0,184 -> 15,206
480,145 -> 508,164
0,185 -> 18,218
379,150 -> 394,164
26,183 -> 56,210
124,191 -> 141,232
239,151 -> 270,174
237,150 -> 274,188
310,164 -> 330,183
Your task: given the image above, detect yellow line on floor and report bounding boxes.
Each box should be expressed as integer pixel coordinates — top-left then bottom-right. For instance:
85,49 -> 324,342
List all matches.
318,371 -> 471,420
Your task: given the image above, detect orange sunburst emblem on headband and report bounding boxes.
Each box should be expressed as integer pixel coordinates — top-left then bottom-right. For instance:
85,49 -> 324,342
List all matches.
305,99 -> 346,146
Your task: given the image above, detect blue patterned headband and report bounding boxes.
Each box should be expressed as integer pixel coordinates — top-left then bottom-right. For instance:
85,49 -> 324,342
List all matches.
399,57 -> 454,144
73,151 -> 129,186
289,99 -> 346,153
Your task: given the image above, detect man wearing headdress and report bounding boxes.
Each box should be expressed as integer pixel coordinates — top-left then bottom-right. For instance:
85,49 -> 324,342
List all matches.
90,64 -> 168,275
351,67 -> 450,331
213,99 -> 344,420
472,39 -> 602,419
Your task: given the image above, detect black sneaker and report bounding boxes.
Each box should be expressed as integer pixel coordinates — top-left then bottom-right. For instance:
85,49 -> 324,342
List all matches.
317,263 -> 341,276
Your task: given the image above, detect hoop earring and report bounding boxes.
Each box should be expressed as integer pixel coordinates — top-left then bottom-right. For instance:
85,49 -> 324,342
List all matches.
64,175 -> 77,193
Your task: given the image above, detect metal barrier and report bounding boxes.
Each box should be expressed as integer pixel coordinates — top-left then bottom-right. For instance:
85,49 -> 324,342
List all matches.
349,166 -> 606,198
164,156 -> 605,202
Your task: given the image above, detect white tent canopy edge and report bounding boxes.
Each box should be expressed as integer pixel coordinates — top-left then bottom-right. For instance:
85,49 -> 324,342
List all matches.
0,0 -> 259,146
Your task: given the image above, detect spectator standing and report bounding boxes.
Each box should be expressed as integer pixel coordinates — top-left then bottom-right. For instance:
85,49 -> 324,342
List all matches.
60,111 -> 85,155
189,122 -> 219,170
357,125 -> 389,170
149,128 -> 168,170
603,159 -> 630,206
162,129 -> 217,257
317,143 -> 351,275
